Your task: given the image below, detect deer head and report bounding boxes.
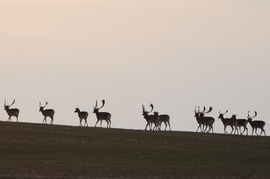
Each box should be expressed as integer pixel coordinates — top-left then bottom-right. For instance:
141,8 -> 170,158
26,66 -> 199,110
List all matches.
218,110 -> 228,118
39,101 -> 48,112
4,99 -> 15,109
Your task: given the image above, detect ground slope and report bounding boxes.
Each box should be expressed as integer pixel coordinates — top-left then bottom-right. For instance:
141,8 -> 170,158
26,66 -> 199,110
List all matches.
0,121 -> 269,178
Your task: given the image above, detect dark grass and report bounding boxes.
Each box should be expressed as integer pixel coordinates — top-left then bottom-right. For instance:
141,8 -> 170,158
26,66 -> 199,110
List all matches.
0,121 -> 269,178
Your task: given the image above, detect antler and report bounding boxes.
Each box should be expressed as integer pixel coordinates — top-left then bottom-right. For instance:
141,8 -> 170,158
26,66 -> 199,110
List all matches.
202,107 -> 206,114
94,100 -> 98,109
94,100 -> 105,110
247,111 -> 257,119
4,99 -> 6,106
194,106 -> 197,113
10,99 -> 15,106
149,104 -> 154,113
219,110 -> 228,115
100,100 -> 105,109
44,101 -> 48,108
142,104 -> 145,112
205,107 -> 213,114
253,111 -> 257,118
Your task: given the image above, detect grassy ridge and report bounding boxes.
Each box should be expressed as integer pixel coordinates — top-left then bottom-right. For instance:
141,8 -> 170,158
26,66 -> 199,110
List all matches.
0,121 -> 269,178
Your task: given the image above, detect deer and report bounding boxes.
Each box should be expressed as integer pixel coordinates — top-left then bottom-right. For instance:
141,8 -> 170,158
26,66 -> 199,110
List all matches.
39,101 -> 55,124
74,108 -> 88,127
159,114 -> 171,131
142,104 -> 160,130
234,114 -> 248,135
4,99 -> 20,122
93,100 -> 111,128
218,110 -> 236,134
200,106 -> 215,133
247,111 -> 266,136
194,106 -> 204,132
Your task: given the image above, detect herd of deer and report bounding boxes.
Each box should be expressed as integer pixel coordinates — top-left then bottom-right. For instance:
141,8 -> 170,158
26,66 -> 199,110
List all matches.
3,99 -> 111,128
2,99 -> 267,136
194,106 -> 266,136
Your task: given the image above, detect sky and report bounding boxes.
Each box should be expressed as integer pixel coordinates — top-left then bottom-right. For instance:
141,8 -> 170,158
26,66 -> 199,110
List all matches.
0,0 -> 270,135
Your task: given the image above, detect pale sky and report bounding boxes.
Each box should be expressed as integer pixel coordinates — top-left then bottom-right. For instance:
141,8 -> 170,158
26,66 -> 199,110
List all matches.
1,0 -> 270,134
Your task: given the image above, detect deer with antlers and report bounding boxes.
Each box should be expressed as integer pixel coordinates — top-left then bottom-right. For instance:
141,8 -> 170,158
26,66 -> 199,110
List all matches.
39,101 -> 55,124
74,108 -> 88,127
4,99 -> 20,122
247,111 -> 266,136
142,104 -> 160,130
93,100 -> 111,128
218,110 -> 237,134
200,106 -> 215,133
194,106 -> 204,132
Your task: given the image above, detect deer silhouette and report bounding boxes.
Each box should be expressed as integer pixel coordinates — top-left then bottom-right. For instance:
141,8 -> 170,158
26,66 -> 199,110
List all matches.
4,99 -> 20,122
74,108 -> 88,127
93,100 -> 111,128
247,111 -> 266,136
39,101 -> 55,124
159,114 -> 171,131
218,110 -> 236,134
194,106 -> 204,132
200,107 -> 215,133
142,104 -> 160,130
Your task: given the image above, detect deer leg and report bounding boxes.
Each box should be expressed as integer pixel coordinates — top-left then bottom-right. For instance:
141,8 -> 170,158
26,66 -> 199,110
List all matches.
255,128 -> 259,136
259,128 -> 265,136
230,126 -> 234,134
196,125 -> 200,132
164,122 -> 167,131
50,117 -> 53,125
262,129 -> 266,136
42,117 -> 46,124
94,120 -> 99,127
145,122 -> 150,130
106,120 -> 109,128
224,126 -> 227,134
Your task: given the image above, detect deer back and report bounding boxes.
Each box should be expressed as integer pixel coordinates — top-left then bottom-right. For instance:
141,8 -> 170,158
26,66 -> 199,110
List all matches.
79,111 -> 88,119
42,109 -> 55,118
159,114 -> 170,122
97,112 -> 111,120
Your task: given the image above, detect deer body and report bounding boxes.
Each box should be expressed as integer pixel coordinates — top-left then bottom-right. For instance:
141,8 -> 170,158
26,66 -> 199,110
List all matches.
39,102 -> 55,124
194,110 -> 204,132
93,100 -> 111,128
247,111 -> 266,136
142,104 -> 160,130
159,114 -> 171,131
218,110 -> 236,134
201,115 -> 215,133
4,99 -> 20,122
74,108 -> 88,127
235,117 -> 248,135
194,106 -> 214,133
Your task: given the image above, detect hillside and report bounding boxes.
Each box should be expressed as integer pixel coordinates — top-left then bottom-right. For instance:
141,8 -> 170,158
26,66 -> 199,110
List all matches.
0,121 -> 269,179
